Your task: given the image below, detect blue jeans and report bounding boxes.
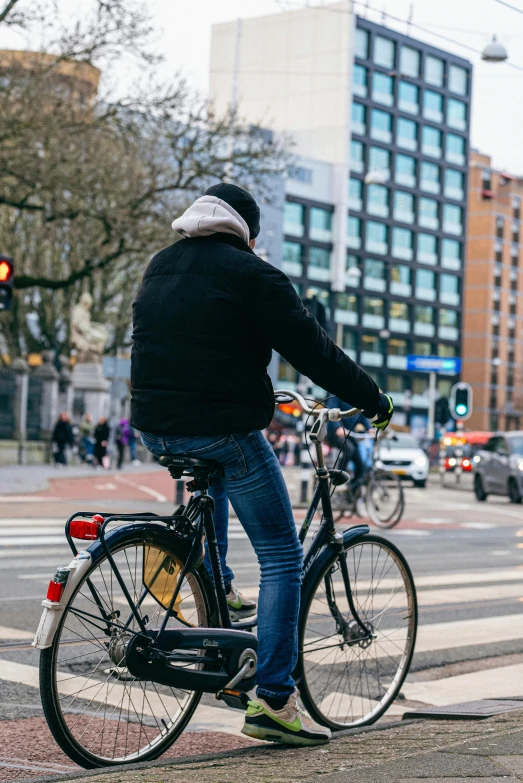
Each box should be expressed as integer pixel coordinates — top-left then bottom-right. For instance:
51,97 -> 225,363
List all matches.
140,429 -> 303,699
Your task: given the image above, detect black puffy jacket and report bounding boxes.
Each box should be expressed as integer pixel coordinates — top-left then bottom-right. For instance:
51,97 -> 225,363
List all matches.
130,233 -> 380,436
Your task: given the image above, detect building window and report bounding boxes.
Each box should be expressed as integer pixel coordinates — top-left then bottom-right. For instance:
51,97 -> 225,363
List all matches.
448,64 -> 468,95
415,340 -> 432,355
388,375 -> 408,393
395,153 -> 416,187
346,254 -> 361,287
420,161 -> 441,194
513,220 -> 519,243
419,197 -> 439,230
440,273 -> 460,305
363,296 -> 385,329
438,343 -> 457,358
278,358 -> 298,385
425,55 -> 444,87
513,195 -> 521,219
414,305 -> 435,337
393,190 -> 415,223
482,167 -> 492,190
368,146 -> 391,179
365,221 -> 388,254
387,338 -> 408,369
390,265 -> 412,298
372,71 -> 394,106
282,241 -> 303,277
350,139 -> 364,173
353,64 -> 368,97
347,216 -> 362,249
443,203 -> 463,235
309,207 -> 333,242
448,98 -> 467,131
423,89 -> 443,123
307,247 -> 331,282
364,258 -> 386,292
417,233 -> 437,265
397,117 -> 417,151
335,293 -> 358,327
446,133 -> 466,166
283,201 -> 305,237
389,301 -> 410,334
361,334 -> 384,366
367,183 -> 389,218
416,269 -> 436,301
348,177 -> 363,211
441,238 -> 462,270
398,81 -> 419,114
370,108 -> 392,143
422,125 -> 442,158
342,328 -> 358,358
400,45 -> 420,77
352,102 -> 366,135
374,35 -> 395,69
444,168 -> 464,200
439,308 -> 458,340
305,286 -> 330,316
392,227 -> 414,260
355,27 -> 369,59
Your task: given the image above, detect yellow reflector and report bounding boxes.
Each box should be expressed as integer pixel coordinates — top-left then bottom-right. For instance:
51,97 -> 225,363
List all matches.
143,545 -> 187,620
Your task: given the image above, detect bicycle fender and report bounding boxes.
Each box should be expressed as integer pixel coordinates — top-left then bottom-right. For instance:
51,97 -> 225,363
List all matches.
33,550 -> 93,649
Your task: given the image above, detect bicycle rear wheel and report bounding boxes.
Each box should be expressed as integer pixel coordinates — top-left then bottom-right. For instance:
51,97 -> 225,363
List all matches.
366,469 -> 404,528
40,526 -> 217,768
298,534 -> 417,729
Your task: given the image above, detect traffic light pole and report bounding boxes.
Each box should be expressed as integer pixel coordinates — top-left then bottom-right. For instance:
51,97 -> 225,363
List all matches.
454,420 -> 464,485
427,371 -> 436,441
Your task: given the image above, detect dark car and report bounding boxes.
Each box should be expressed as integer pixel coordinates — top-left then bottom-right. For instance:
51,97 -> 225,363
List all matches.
474,431 -> 523,503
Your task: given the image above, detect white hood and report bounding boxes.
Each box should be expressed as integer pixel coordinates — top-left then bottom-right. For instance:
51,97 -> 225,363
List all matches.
171,195 -> 250,245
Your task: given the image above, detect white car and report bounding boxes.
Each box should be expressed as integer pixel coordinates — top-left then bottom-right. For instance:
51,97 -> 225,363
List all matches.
376,434 -> 429,488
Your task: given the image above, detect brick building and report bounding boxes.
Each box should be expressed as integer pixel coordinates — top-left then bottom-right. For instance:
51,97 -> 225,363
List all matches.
463,150 -> 523,431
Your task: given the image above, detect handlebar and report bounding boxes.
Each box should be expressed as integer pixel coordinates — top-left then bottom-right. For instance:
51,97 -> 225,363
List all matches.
274,389 -> 361,422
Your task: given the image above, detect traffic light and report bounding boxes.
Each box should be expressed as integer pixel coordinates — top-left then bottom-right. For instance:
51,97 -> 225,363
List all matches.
435,396 -> 450,425
450,382 -> 473,421
0,256 -> 14,311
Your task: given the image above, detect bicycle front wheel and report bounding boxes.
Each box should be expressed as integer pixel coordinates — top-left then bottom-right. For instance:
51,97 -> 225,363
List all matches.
298,534 -> 417,729
366,469 -> 404,528
40,526 -> 216,768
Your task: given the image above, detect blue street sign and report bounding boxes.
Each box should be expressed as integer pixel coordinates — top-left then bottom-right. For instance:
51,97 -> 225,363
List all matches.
406,355 -> 461,374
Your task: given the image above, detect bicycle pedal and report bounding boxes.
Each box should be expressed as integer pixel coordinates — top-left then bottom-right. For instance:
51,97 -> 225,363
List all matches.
216,688 -> 250,710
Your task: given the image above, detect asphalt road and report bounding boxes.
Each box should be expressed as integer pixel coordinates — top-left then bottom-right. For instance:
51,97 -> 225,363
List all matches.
0,465 -> 522,778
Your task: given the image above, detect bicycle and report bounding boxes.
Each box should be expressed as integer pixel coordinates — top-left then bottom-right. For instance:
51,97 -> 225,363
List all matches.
34,390 -> 417,768
330,434 -> 405,529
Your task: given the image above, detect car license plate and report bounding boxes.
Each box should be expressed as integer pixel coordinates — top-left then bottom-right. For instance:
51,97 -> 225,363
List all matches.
391,469 -> 406,475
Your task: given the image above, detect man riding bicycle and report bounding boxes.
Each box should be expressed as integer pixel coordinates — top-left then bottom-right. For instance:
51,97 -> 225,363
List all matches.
131,183 -> 393,746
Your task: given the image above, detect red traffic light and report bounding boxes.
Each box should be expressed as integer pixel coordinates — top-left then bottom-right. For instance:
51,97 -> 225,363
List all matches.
0,258 -> 13,283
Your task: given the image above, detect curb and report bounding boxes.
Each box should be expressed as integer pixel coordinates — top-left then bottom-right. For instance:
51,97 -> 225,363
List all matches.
11,718 -> 417,783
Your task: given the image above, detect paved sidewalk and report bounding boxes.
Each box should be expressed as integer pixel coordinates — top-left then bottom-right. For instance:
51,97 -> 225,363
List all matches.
28,708 -> 523,783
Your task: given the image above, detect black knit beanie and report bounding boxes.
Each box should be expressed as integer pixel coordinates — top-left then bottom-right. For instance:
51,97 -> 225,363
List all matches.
205,183 -> 260,239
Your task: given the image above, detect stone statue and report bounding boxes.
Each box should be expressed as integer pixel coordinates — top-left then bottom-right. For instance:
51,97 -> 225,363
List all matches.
71,292 -> 108,363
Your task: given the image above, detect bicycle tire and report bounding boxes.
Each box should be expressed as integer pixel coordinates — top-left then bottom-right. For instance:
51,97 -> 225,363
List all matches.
40,525 -> 218,768
297,533 -> 417,730
331,488 -> 355,523
366,469 -> 404,529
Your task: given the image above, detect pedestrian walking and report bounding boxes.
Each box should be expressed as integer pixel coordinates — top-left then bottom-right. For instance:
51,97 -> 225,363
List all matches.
93,417 -> 110,469
115,418 -> 134,469
51,412 -> 74,468
78,413 -> 94,462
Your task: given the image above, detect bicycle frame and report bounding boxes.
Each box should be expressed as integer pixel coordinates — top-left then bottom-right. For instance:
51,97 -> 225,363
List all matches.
62,405 -> 372,648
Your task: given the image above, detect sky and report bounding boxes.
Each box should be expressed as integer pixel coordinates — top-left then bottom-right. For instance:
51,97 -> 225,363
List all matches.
2,0 -> 523,173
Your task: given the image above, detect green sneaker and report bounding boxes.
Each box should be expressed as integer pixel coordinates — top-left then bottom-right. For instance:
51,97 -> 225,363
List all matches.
226,584 -> 256,620
241,690 -> 331,746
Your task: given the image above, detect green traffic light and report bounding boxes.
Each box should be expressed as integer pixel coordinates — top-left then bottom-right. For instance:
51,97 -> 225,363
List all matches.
455,403 -> 467,416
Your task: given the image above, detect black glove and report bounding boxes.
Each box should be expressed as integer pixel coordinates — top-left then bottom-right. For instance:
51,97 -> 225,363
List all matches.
369,392 -> 394,431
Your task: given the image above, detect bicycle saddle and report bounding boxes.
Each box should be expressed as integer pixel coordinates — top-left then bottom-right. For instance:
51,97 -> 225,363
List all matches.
158,454 -> 220,474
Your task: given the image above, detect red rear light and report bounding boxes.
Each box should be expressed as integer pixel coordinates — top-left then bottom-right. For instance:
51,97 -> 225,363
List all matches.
70,519 -> 100,540
47,580 -> 65,602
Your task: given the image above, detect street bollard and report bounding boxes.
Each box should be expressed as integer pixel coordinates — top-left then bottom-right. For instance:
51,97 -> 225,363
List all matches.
300,466 -> 310,504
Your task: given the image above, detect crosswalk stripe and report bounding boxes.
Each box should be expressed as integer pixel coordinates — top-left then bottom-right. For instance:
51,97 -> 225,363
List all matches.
0,658 -> 251,737
403,661 -> 523,706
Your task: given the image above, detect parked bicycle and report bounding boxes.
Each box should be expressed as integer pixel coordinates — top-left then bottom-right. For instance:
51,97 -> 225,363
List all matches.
34,390 -> 417,768
330,433 -> 405,529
